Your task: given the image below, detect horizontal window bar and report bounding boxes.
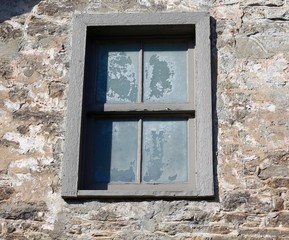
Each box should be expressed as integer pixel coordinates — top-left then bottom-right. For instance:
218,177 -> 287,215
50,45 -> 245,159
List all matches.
86,110 -> 195,118
80,182 -> 194,192
86,103 -> 195,112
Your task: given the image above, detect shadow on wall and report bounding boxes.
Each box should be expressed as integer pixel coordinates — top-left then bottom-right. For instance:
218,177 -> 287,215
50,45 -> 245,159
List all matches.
210,17 -> 219,202
0,0 -> 42,22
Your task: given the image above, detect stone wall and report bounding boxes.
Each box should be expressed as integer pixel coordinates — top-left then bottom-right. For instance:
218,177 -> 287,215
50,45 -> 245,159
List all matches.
0,0 -> 289,239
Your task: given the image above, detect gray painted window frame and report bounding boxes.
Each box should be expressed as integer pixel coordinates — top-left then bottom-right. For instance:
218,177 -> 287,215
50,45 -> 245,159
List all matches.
61,12 -> 213,198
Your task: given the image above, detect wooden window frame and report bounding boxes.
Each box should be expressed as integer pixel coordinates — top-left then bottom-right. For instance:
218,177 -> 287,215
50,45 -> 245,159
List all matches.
61,12 -> 213,198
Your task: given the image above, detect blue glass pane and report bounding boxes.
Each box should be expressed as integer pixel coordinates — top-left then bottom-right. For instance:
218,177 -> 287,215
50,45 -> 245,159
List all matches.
142,118 -> 188,183
143,41 -> 188,103
96,43 -> 139,103
92,119 -> 138,183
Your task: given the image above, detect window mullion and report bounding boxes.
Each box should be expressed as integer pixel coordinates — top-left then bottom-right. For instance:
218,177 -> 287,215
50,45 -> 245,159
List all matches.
136,40 -> 143,184
188,118 -> 195,185
138,41 -> 144,103
188,40 -> 195,108
136,118 -> 143,183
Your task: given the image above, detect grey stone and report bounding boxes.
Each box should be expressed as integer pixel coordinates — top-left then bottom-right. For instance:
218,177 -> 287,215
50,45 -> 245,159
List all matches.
241,0 -> 285,6
258,165 -> 289,180
8,87 -> 29,102
0,202 -> 47,220
0,59 -> 13,81
238,227 -> 289,237
48,82 -> 65,98
37,0 -> 86,16
0,40 -> 21,57
4,234 -> 29,240
0,139 -> 20,148
6,223 -> 16,233
23,67 -> 34,77
88,209 -> 118,221
12,109 -> 63,123
223,192 -> 251,211
237,20 -> 289,58
27,18 -> 67,39
0,186 -> 15,200
16,125 -> 30,135
0,22 -> 23,42
268,178 -> 289,188
236,36 -> 272,59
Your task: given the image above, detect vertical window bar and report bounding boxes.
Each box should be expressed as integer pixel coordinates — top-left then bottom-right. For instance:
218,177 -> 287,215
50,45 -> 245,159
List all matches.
138,41 -> 143,103
188,40 -> 195,108
137,41 -> 143,183
136,118 -> 143,183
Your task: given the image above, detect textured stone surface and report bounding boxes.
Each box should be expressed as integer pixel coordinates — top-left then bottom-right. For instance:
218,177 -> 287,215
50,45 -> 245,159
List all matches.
0,186 -> 14,200
0,0 -> 288,239
0,202 -> 47,220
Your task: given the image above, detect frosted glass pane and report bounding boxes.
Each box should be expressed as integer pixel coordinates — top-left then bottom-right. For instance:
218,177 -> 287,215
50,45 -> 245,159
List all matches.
96,43 -> 139,103
142,119 -> 188,183
92,119 -> 138,182
143,41 -> 188,103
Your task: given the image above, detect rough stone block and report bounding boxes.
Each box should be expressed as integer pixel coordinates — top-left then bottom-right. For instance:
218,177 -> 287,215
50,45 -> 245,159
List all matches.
268,178 -> 289,188
241,0 -> 285,6
258,163 -> 289,180
0,186 -> 14,201
223,192 -> 251,211
0,202 -> 47,221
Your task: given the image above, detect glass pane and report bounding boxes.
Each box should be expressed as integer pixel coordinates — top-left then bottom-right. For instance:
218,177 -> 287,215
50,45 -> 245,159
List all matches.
142,118 -> 188,183
143,41 -> 188,103
92,119 -> 138,182
96,42 -> 139,103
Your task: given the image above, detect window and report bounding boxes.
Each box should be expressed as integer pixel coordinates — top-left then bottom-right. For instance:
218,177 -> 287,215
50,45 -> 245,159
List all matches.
62,12 -> 213,198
